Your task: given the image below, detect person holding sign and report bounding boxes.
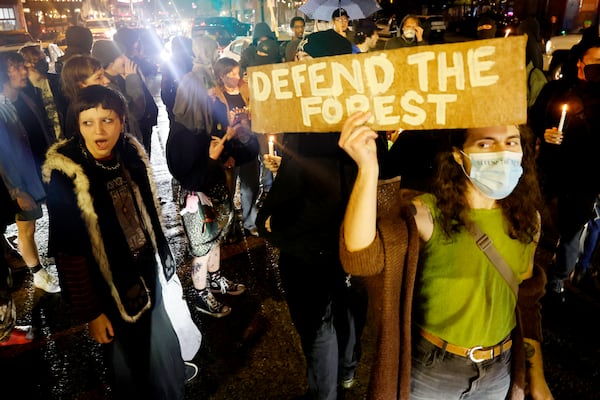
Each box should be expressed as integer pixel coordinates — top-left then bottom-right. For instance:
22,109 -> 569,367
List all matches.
256,33 -> 388,399
338,113 -> 553,399
530,35 -> 600,299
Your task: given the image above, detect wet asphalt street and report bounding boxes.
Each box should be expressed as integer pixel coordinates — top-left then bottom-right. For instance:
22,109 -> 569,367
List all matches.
1,81 -> 600,399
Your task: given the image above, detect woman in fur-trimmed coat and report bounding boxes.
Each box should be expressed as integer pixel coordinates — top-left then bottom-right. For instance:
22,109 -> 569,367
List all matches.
42,85 -> 190,399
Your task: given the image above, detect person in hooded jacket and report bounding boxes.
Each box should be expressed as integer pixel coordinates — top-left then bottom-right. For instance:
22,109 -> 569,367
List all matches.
385,14 -> 425,50
166,35 -> 252,317
476,16 -> 498,39
257,32 -> 377,399
529,35 -> 600,299
239,22 -> 277,78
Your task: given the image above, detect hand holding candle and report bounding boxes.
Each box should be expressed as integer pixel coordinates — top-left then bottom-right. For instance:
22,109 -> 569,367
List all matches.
558,104 -> 567,132
268,135 -> 275,156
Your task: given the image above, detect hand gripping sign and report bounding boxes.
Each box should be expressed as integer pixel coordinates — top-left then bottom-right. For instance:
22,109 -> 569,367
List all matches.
248,36 -> 527,133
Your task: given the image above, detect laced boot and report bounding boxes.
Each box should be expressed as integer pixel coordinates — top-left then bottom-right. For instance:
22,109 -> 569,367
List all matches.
208,270 -> 246,295
195,288 -> 231,318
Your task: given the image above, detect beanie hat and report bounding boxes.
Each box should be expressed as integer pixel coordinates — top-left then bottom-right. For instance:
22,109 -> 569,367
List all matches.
297,30 -> 352,58
92,40 -> 123,68
65,26 -> 93,52
253,39 -> 282,65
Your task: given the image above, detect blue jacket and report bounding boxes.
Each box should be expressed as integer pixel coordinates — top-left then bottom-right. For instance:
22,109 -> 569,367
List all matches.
0,94 -> 48,202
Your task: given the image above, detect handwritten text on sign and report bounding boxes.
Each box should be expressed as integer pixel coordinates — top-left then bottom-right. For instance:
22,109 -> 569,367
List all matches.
248,36 -> 527,133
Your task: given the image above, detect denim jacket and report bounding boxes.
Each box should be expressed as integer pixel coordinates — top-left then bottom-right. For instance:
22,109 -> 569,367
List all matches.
0,94 -> 46,202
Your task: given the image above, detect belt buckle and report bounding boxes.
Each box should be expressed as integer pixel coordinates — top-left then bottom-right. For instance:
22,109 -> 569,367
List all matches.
467,346 -> 486,363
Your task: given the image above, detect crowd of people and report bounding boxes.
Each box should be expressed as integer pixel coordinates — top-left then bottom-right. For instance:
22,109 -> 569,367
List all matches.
1,8 -> 599,399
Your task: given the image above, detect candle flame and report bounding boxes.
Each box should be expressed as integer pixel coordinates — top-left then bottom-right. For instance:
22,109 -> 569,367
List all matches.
562,104 -> 568,112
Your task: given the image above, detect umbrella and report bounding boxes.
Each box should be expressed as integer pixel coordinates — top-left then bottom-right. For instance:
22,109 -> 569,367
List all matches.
299,0 -> 381,21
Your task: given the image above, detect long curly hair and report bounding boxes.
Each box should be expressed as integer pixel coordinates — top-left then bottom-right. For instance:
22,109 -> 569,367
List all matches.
431,125 -> 542,244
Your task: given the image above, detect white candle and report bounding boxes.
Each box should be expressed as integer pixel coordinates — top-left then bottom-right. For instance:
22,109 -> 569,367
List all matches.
268,136 -> 275,156
504,28 -> 511,38
558,104 -> 567,132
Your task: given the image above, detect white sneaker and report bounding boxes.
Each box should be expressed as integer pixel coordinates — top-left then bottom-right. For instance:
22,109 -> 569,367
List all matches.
33,268 -> 61,293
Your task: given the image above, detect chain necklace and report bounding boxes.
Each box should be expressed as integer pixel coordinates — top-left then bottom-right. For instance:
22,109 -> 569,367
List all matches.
79,141 -> 121,171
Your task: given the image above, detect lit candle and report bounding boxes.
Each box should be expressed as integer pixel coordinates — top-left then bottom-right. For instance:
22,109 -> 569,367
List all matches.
268,136 -> 275,156
558,104 -> 567,132
504,28 -> 511,38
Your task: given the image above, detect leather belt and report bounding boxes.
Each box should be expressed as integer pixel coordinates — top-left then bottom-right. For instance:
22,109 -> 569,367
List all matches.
420,329 -> 512,363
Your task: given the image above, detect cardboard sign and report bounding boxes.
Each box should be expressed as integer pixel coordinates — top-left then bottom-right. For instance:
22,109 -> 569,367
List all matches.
248,36 -> 527,133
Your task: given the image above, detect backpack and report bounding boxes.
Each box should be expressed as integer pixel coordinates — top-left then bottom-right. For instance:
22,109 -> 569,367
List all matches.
527,61 -> 548,108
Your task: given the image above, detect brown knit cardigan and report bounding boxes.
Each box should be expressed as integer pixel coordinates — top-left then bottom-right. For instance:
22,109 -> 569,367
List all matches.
339,177 -> 546,400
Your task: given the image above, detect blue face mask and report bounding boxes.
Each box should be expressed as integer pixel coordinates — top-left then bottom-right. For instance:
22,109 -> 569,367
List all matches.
460,150 -> 523,200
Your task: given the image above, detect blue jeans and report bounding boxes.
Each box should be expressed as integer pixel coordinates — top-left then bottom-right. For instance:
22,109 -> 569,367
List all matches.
236,159 -> 260,231
411,335 -> 512,400
279,252 -> 366,400
577,196 -> 600,270
549,195 -> 600,291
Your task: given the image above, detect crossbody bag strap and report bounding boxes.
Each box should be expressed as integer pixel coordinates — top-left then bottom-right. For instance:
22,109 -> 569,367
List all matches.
464,220 -> 519,297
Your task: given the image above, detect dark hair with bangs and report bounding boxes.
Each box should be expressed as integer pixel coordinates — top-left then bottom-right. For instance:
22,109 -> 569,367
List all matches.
431,125 -> 542,244
71,85 -> 127,134
0,52 -> 24,87
213,57 -> 239,88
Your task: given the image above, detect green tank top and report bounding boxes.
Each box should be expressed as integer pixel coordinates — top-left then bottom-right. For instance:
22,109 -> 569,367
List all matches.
415,193 -> 535,347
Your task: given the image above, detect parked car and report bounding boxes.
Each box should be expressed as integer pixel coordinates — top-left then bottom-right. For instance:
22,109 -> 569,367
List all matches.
192,16 -> 251,38
193,25 -> 235,48
543,32 -> 582,80
220,36 -> 252,62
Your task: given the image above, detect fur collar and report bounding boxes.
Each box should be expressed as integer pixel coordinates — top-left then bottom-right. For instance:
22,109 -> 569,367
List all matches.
42,136 -> 166,322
